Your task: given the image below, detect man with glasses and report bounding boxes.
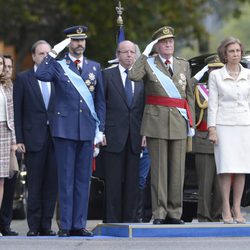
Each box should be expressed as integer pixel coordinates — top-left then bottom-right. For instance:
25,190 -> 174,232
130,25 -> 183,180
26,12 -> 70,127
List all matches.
102,40 -> 145,223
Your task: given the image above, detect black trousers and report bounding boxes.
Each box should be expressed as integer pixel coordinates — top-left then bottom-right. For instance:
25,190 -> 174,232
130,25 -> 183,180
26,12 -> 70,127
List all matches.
26,132 -> 57,231
0,173 -> 17,229
103,139 -> 140,223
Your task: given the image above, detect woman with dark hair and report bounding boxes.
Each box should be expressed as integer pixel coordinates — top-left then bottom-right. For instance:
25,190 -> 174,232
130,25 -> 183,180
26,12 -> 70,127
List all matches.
0,55 -> 17,220
208,37 -> 250,224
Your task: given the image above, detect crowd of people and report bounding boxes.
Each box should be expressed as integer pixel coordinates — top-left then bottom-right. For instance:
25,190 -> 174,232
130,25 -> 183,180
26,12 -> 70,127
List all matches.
0,23 -> 249,237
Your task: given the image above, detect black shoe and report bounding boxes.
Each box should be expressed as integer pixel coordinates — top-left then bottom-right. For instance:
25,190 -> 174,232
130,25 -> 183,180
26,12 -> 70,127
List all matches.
70,228 -> 94,237
134,218 -> 144,223
153,219 -> 166,225
27,230 -> 39,236
58,229 -> 70,237
165,217 -> 185,224
1,227 -> 18,236
39,229 -> 56,236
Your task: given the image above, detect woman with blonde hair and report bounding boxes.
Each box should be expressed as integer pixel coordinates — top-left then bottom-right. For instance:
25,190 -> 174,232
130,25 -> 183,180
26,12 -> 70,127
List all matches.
208,37 -> 250,224
0,55 -> 17,216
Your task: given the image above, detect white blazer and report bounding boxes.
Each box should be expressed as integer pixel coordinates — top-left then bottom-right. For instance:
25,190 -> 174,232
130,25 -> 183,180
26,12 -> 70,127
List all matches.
208,64 -> 250,127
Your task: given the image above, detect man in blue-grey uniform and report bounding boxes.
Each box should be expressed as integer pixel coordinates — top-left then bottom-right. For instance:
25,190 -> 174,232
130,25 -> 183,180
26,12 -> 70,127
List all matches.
35,25 -> 105,237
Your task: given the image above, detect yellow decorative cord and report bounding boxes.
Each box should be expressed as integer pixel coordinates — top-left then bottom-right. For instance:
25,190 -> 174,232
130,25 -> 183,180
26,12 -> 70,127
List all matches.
194,85 -> 208,126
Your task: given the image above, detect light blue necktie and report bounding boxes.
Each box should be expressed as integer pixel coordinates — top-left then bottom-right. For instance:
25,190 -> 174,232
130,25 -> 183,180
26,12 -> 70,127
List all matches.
41,81 -> 50,109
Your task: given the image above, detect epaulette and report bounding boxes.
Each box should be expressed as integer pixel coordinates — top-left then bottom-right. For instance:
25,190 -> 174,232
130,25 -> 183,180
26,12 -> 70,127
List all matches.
103,64 -> 118,70
175,56 -> 187,61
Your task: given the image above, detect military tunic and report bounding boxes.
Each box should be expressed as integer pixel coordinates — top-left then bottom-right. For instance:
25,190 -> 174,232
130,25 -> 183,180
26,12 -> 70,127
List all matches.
193,83 -> 221,222
129,54 -> 195,220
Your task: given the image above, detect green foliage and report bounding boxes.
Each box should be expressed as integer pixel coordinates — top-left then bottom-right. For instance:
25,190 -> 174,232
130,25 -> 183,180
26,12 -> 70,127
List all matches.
0,0 -> 249,69
210,2 -> 250,54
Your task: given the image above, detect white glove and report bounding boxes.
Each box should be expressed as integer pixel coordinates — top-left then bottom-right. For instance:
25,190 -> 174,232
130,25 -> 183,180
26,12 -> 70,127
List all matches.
94,131 -> 104,145
193,65 -> 208,81
93,147 -> 100,157
142,39 -> 158,57
49,38 -> 71,58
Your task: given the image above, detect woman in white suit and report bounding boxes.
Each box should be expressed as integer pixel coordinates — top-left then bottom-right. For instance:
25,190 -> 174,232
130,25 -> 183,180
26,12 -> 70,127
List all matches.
208,37 -> 250,224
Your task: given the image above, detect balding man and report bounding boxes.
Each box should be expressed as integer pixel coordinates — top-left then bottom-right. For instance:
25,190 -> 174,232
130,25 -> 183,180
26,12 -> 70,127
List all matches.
102,40 -> 145,223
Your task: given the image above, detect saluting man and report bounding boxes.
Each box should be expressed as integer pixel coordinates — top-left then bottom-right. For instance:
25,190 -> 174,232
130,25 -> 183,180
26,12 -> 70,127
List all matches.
35,25 -> 105,237
129,26 -> 195,224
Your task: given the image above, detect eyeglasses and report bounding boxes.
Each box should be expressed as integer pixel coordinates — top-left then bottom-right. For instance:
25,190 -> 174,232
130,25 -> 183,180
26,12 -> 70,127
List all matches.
118,50 -> 136,54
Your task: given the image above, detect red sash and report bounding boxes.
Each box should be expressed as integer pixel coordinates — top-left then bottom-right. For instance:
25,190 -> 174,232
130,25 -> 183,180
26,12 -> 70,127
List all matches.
196,120 -> 208,132
146,95 -> 193,127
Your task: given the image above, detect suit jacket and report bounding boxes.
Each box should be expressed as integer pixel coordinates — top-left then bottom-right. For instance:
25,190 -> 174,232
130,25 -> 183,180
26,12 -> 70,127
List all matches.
35,53 -> 105,141
102,66 -> 144,154
0,84 -> 16,144
13,69 -> 55,152
129,54 -> 195,140
208,65 -> 250,127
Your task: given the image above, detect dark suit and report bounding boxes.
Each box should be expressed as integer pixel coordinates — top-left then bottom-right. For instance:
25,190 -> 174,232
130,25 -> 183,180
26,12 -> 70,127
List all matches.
102,65 -> 144,223
35,54 -> 105,230
13,69 -> 57,231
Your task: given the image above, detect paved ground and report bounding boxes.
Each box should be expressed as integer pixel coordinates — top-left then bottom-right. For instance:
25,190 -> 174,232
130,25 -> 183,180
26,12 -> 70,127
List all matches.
9,207 -> 250,236
1,207 -> 250,250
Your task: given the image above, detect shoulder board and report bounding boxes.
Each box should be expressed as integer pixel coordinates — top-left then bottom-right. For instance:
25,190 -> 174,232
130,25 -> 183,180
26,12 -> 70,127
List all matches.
175,56 -> 187,61
103,64 -> 118,70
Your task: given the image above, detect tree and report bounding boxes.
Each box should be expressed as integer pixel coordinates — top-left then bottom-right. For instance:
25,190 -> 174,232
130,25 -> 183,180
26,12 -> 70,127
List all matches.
0,0 -> 249,70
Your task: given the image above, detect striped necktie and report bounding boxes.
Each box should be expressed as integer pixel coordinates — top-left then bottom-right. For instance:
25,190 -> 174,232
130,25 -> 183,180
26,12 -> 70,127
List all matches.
165,59 -> 173,77
74,59 -> 82,74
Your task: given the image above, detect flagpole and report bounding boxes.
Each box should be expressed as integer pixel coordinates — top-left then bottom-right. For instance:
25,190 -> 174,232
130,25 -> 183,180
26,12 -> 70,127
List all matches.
108,1 -> 125,64
116,1 -> 124,27
116,1 -> 125,44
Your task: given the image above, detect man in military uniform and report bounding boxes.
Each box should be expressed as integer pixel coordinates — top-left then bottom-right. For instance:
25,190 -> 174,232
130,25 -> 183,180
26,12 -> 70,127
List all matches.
193,55 -> 223,222
129,26 -> 195,224
35,25 -> 105,236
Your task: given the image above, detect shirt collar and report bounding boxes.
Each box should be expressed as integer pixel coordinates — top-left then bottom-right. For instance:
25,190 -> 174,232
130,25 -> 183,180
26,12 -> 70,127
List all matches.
118,64 -> 131,74
68,54 -> 84,64
159,55 -> 173,64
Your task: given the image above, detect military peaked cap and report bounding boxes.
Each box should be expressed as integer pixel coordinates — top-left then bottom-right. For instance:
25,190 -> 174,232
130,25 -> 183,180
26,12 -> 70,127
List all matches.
63,25 -> 88,39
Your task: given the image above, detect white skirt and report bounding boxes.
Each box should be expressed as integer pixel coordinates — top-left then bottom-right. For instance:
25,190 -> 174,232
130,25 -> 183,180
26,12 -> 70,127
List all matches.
214,125 -> 250,174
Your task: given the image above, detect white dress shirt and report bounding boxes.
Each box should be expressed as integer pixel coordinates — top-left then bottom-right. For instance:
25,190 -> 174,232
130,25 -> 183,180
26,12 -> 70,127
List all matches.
118,64 -> 135,93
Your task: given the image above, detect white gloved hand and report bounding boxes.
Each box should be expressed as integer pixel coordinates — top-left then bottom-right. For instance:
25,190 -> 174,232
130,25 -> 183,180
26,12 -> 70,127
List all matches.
94,131 -> 104,145
49,38 -> 71,58
142,39 -> 158,57
193,65 -> 208,81
93,147 -> 100,157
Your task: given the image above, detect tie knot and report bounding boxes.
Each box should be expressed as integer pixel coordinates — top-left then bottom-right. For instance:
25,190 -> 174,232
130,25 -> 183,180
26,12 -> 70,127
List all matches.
125,68 -> 129,74
165,59 -> 171,65
74,59 -> 81,65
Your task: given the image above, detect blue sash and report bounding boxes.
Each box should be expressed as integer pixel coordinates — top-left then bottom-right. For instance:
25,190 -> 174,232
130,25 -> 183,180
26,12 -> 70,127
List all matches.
58,60 -> 100,134
147,57 -> 194,136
